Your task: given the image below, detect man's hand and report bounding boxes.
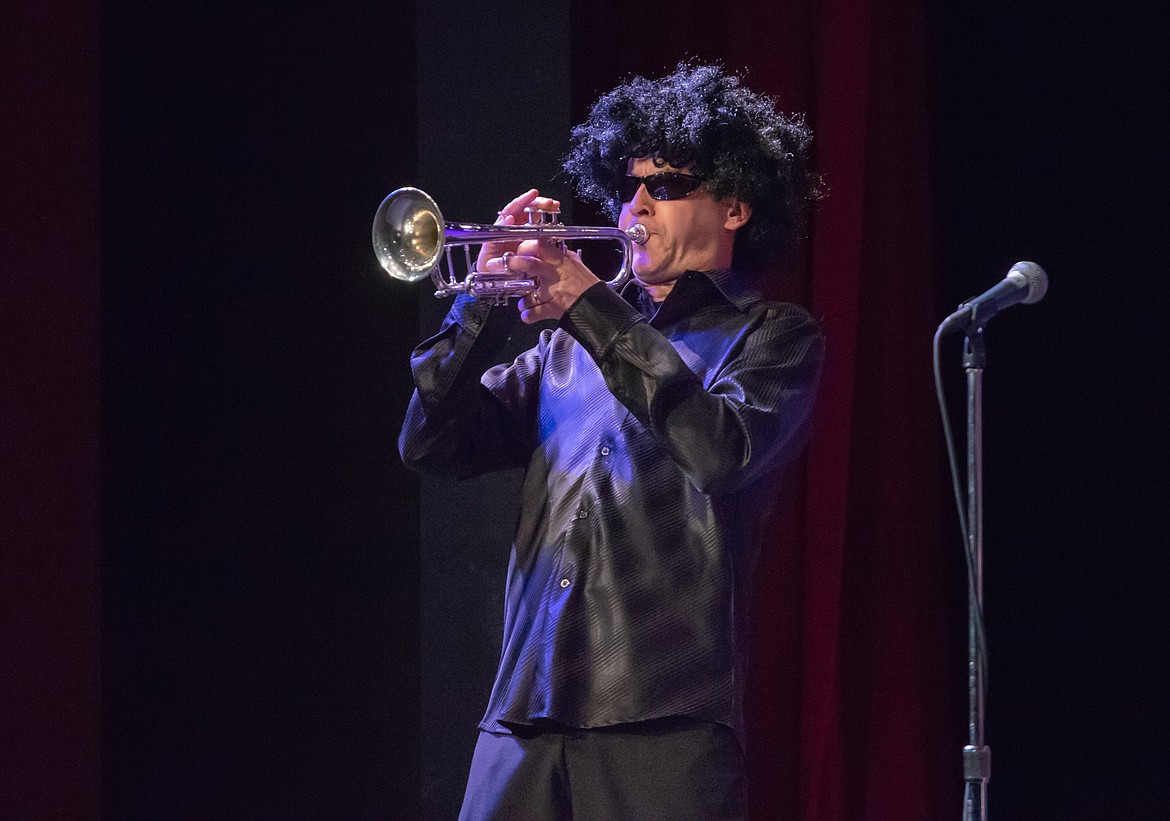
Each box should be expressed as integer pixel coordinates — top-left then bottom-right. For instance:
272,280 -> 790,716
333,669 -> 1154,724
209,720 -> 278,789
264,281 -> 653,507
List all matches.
475,189 -> 561,271
477,189 -> 602,324
483,239 -> 601,324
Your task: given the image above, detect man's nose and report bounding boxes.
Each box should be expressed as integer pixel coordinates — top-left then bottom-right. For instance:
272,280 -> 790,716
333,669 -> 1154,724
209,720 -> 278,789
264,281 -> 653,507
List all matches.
630,184 -> 654,215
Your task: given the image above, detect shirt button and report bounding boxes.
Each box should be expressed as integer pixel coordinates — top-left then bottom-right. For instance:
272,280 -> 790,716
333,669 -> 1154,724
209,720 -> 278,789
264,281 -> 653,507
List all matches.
577,509 -> 589,519
600,445 -> 611,456
560,578 -> 571,588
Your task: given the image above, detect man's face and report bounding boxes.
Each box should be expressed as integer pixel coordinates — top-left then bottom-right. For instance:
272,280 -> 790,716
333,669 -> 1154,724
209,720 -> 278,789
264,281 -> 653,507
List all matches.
617,157 -> 741,286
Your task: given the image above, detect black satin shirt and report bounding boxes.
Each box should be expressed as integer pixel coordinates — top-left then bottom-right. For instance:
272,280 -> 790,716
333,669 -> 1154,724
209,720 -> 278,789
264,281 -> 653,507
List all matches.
399,269 -> 823,740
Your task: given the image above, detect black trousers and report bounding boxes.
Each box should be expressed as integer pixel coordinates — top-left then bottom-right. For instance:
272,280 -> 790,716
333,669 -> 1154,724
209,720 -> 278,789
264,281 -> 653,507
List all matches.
457,718 -> 747,821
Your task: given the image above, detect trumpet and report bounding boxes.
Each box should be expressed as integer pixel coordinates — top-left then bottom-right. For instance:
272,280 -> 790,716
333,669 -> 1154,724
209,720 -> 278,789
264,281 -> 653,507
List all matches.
372,187 -> 648,304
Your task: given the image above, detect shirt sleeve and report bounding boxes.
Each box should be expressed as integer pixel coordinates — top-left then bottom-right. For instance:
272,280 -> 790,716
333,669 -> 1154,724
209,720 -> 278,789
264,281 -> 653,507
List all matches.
397,294 -> 543,479
560,281 -> 824,495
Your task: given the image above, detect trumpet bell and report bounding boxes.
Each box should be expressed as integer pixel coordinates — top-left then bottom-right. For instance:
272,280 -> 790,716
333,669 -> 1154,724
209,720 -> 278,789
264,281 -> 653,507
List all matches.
372,187 -> 445,283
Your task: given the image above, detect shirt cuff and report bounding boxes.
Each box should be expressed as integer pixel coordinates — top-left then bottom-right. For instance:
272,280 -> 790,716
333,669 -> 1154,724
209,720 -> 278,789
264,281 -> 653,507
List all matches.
447,293 -> 493,332
444,292 -> 520,342
560,282 -> 644,361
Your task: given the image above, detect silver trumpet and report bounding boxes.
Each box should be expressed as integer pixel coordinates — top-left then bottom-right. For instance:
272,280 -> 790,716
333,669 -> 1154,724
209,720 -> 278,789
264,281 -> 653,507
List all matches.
372,187 -> 648,304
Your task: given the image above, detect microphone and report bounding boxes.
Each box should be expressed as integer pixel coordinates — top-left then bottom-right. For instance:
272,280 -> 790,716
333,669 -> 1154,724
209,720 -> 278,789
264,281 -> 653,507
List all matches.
940,261 -> 1048,334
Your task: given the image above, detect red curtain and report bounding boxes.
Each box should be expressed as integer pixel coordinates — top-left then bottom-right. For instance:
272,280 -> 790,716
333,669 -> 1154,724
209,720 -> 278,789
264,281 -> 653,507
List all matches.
572,3 -> 962,818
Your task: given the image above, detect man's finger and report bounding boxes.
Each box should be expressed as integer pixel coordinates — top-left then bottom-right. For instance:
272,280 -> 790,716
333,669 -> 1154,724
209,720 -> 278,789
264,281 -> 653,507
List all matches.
498,189 -> 540,222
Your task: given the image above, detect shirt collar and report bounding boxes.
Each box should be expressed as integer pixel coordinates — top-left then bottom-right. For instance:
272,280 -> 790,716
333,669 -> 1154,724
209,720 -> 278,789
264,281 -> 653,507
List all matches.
617,271 -> 762,329
623,268 -> 763,322
702,267 -> 764,312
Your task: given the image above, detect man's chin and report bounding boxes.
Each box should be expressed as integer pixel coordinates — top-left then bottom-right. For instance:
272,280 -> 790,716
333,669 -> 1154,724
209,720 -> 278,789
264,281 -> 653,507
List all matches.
633,271 -> 683,288
632,259 -> 664,282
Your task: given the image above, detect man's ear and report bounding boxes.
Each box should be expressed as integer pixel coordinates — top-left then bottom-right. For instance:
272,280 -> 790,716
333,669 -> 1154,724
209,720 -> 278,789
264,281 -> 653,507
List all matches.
723,198 -> 752,231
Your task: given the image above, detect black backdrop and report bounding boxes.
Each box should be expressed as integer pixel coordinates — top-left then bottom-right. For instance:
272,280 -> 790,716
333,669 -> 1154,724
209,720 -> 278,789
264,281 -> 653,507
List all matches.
99,2 -> 423,817
2,0 -> 1167,818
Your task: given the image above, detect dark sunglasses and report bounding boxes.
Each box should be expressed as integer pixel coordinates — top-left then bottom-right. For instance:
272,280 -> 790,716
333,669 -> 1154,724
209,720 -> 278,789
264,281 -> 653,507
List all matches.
614,172 -> 704,204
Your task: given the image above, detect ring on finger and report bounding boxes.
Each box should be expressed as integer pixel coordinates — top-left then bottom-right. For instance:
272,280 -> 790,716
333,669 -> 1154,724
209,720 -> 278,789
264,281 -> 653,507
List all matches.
501,251 -> 513,272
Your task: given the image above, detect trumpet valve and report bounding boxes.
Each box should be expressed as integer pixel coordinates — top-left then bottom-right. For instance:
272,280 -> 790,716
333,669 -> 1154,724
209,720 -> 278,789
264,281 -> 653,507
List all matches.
523,205 -> 561,225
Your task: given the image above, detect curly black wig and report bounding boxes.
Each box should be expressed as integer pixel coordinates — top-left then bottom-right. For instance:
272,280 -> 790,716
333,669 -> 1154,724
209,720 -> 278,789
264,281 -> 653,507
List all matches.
564,62 -> 823,275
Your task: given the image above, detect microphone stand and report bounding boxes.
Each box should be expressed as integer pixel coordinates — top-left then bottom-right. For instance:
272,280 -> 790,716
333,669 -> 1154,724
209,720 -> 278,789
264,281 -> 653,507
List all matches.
961,324 -> 990,821
943,264 -> 1046,820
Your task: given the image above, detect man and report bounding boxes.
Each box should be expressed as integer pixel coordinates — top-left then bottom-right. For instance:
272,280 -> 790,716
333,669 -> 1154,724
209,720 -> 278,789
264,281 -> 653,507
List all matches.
399,62 -> 824,820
